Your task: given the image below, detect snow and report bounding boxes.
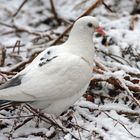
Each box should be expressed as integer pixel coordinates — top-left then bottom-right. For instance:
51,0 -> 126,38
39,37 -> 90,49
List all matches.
0,0 -> 140,140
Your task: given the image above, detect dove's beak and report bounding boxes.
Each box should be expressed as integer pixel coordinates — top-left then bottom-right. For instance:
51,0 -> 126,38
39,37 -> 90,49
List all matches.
95,26 -> 106,36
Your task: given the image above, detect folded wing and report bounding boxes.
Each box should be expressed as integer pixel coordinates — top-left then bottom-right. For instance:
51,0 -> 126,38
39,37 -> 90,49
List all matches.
0,52 -> 92,103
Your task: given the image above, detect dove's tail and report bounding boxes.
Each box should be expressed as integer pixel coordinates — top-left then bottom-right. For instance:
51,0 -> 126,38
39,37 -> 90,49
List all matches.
0,100 -> 10,104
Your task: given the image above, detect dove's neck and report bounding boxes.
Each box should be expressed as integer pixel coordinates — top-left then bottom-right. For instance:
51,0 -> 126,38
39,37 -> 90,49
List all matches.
65,28 -> 95,67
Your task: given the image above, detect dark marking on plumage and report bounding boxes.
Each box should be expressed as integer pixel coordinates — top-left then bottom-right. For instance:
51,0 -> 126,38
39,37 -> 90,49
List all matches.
39,61 -> 46,67
0,75 -> 23,90
40,51 -> 51,61
46,56 -> 58,62
40,57 -> 45,61
39,63 -> 43,66
39,56 -> 58,67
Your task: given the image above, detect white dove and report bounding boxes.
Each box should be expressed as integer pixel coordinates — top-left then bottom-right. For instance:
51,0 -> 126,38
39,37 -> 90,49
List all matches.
0,16 -> 105,116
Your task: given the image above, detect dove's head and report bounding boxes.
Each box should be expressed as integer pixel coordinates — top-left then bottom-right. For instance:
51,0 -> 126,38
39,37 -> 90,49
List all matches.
66,16 -> 106,66
69,16 -> 105,39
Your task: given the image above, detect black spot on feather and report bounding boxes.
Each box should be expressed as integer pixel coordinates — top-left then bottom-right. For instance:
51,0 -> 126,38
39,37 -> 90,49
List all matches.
40,57 -> 45,61
39,56 -> 58,67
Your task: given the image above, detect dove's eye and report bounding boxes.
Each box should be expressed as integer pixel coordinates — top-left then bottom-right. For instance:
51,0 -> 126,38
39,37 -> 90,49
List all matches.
87,22 -> 93,28
47,51 -> 51,55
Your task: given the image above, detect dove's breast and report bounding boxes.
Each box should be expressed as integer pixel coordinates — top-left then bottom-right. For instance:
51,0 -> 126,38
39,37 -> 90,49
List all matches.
29,53 -> 93,115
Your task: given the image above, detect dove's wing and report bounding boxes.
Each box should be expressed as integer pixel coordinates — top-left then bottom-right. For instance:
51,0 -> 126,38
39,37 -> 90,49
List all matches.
0,46 -> 58,101
0,49 -> 92,102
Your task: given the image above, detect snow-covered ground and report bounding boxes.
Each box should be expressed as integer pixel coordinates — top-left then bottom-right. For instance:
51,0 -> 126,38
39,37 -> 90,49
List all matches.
0,0 -> 140,139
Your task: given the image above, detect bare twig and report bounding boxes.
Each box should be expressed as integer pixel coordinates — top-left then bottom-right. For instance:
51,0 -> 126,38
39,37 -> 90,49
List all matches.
94,59 -> 109,71
117,78 -> 140,108
98,50 -> 132,66
0,102 -> 13,111
0,72 -> 8,82
0,21 -> 42,36
0,71 -> 17,75
13,0 -> 29,17
0,102 -> 21,111
102,0 -> 115,12
0,115 -> 35,120
103,111 -> 140,139
13,40 -> 21,54
0,44 -> 6,67
14,117 -> 33,131
93,67 -> 104,74
8,57 -> 34,72
0,22 -> 14,28
32,33 -> 53,45
50,0 -> 60,23
73,115 -> 82,140
130,15 -> 139,30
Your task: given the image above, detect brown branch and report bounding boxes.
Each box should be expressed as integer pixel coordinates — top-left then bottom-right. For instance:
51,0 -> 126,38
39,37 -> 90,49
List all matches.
0,21 -> 42,36
0,21 -> 14,28
13,0 -> 29,17
102,0 -> 115,12
0,72 -> 8,81
94,59 -> 109,71
51,0 -> 103,45
13,40 -> 21,54
1,27 -> 41,36
118,79 -> 140,108
0,71 -> 17,75
51,24 -> 72,45
14,117 -> 33,131
93,67 -> 104,74
14,27 -> 42,36
98,50 -> 132,66
129,15 -> 139,30
73,115 -> 82,140
0,44 -> 6,67
76,106 -> 140,139
0,102 -> 13,111
8,56 -> 35,72
50,0 -> 60,24
91,76 -> 140,92
32,33 -> 53,45
0,115 -> 35,120
0,102 -> 21,111
69,120 -> 104,139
